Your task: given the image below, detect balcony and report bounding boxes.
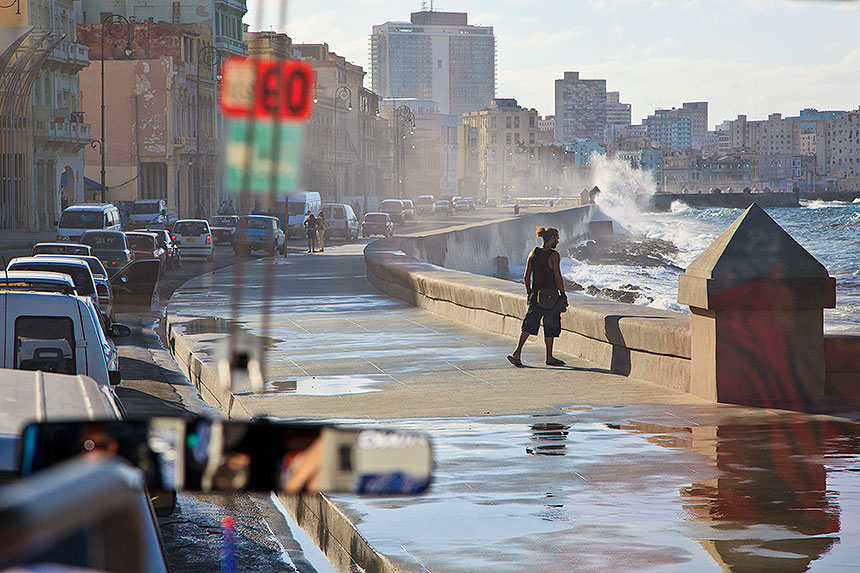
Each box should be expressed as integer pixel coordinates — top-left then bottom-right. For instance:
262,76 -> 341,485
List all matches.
33,109 -> 91,147
46,41 -> 90,71
214,35 -> 248,56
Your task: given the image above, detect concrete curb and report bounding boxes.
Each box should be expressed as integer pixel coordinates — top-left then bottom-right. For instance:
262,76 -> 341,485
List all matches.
278,493 -> 408,573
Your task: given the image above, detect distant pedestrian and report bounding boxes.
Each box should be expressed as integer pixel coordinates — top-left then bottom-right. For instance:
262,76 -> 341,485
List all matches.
316,210 -> 326,252
304,211 -> 317,253
507,226 -> 568,367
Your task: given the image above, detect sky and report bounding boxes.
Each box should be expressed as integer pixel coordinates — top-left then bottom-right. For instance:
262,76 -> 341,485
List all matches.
246,0 -> 860,129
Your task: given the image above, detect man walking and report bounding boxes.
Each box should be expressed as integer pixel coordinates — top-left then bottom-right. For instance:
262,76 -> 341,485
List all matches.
507,226 -> 568,367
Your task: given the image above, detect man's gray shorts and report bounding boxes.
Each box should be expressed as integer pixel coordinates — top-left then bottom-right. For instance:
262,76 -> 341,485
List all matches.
521,297 -> 564,338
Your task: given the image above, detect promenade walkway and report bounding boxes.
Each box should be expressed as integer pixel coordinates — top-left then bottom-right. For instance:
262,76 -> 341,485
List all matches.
167,238 -> 860,572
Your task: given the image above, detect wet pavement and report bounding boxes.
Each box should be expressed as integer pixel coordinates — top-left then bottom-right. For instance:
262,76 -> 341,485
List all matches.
167,232 -> 860,572
326,408 -> 860,572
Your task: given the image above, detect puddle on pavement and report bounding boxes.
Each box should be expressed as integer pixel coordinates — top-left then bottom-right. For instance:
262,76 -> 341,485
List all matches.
325,408 -> 860,572
174,317 -> 284,350
249,375 -> 384,396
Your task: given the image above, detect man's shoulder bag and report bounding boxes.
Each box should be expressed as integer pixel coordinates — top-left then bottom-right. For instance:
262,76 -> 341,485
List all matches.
536,288 -> 559,310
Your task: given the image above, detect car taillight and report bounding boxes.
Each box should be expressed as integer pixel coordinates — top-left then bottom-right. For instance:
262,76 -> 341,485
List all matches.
205,234 -> 211,244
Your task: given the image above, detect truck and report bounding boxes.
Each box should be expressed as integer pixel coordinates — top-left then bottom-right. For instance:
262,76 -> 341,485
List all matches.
128,199 -> 177,229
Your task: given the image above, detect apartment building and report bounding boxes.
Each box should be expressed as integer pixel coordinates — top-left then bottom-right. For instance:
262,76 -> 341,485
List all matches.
295,43 -> 386,205
370,10 -> 495,118
1,0 -> 92,230
78,21 -> 218,217
554,71 -> 606,144
463,98 -> 540,197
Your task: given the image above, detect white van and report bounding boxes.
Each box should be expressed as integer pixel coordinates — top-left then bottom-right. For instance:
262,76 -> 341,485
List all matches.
285,192 -> 322,238
320,203 -> 359,241
57,203 -> 121,243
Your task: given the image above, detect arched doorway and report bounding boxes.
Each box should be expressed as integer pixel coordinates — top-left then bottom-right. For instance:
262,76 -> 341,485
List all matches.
60,165 -> 76,211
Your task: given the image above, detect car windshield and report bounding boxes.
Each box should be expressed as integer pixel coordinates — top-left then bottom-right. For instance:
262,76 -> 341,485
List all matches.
127,235 -> 155,250
8,263 -> 94,295
81,233 -> 124,250
288,203 -> 308,216
58,211 -> 103,229
211,217 -> 237,227
365,214 -> 387,223
173,222 -> 208,235
131,203 -> 160,214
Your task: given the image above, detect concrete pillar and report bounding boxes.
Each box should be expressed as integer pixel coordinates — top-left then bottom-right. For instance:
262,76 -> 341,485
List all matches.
677,203 -> 835,408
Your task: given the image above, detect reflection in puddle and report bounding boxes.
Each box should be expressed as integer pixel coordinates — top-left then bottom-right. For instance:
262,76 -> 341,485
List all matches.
328,410 -> 860,572
526,422 -> 570,456
174,317 -> 283,350
256,376 -> 384,397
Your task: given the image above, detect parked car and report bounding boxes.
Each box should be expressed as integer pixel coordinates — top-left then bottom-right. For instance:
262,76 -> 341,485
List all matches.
80,230 -> 134,276
361,212 -> 394,238
0,289 -> 126,388
462,197 -> 477,211
0,270 -> 78,296
125,232 -> 167,272
320,203 -> 359,241
453,197 -> 470,212
379,199 -> 406,225
31,242 -> 92,256
209,215 -> 239,245
172,219 -> 214,262
33,254 -> 114,322
7,257 -> 102,321
144,228 -> 181,270
233,215 -> 285,255
401,199 -> 415,221
56,203 -> 121,243
484,197 -> 498,208
415,195 -> 435,215
434,199 -> 453,215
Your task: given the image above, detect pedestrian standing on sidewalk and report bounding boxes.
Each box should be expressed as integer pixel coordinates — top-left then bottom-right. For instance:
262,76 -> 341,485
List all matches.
304,211 -> 318,253
507,226 -> 568,367
316,210 -> 326,252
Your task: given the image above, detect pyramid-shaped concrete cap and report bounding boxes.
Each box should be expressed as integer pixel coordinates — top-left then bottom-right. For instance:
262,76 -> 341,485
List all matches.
685,203 -> 829,280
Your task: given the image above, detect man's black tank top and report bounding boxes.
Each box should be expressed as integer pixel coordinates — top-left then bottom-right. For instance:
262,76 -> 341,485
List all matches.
531,247 -> 557,292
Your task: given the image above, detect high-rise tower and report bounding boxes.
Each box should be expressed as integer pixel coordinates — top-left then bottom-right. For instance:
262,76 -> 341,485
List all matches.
370,10 -> 496,118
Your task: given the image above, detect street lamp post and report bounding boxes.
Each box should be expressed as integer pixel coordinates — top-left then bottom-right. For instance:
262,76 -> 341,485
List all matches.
100,14 -> 132,204
334,85 -> 352,203
395,105 -> 414,199
196,45 -> 221,218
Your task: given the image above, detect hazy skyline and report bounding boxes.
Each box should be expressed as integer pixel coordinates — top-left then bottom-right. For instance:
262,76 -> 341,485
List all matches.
246,0 -> 860,128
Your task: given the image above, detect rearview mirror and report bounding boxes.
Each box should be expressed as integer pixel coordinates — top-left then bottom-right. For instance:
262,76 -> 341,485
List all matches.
19,418 -> 432,495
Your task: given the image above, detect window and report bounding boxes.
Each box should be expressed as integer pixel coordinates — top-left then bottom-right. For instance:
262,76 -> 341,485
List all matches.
506,116 -> 511,129
15,316 -> 76,375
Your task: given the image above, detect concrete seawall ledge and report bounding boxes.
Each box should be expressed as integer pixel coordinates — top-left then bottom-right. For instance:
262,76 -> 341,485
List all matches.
365,206 -> 860,402
365,231 -> 694,393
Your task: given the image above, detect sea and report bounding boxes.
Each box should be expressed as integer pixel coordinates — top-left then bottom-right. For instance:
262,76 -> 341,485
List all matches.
559,160 -> 860,333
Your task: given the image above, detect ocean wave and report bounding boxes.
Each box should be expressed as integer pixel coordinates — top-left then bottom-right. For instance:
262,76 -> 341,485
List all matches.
801,199 -> 852,209
669,201 -> 691,214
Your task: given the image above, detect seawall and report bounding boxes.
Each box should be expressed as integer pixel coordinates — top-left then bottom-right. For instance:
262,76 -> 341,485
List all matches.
650,191 -> 799,211
365,206 -> 860,399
